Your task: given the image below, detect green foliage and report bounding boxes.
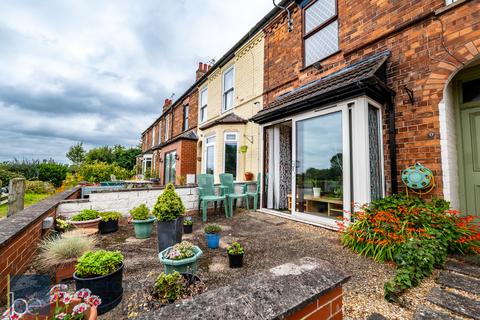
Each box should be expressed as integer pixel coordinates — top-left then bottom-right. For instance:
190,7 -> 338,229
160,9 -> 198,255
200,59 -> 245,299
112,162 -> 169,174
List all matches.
204,224 -> 222,234
153,271 -> 185,302
166,241 -> 195,260
66,142 -> 86,167
84,145 -> 141,170
0,159 -> 39,180
0,169 -> 23,187
38,162 -> 69,187
129,204 -> 151,220
56,218 -> 72,232
183,219 -> 193,226
25,180 -> 55,194
71,209 -> 99,221
75,250 -> 123,278
79,161 -> 131,183
152,183 -> 185,221
85,146 -> 115,164
99,211 -> 122,222
227,242 -> 244,255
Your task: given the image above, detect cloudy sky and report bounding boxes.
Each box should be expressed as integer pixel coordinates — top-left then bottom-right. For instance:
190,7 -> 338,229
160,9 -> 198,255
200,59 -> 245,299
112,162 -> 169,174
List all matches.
0,0 -> 273,163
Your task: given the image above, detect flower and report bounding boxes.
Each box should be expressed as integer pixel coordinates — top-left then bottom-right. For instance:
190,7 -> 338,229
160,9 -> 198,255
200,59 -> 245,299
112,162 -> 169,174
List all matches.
62,293 -> 72,305
72,303 -> 89,314
75,288 -> 92,300
49,291 -> 66,303
87,295 -> 102,307
55,312 -> 67,319
49,284 -> 68,295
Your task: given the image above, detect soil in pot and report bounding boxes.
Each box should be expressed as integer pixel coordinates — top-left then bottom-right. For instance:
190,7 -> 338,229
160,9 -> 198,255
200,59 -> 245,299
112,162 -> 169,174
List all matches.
157,217 -> 183,252
99,219 -> 119,234
228,253 -> 244,268
183,224 -> 193,234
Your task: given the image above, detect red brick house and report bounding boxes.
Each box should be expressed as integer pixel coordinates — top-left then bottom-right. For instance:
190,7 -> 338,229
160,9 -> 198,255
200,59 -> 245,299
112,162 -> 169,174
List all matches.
251,0 -> 480,228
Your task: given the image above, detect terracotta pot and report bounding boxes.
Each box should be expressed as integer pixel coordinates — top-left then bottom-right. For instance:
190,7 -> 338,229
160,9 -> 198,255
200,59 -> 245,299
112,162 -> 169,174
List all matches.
244,172 -> 254,181
55,261 -> 76,283
22,298 -> 97,320
68,217 -> 101,230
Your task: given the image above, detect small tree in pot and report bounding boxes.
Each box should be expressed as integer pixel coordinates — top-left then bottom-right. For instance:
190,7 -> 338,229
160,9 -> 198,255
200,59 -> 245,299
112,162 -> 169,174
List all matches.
130,204 -> 155,239
227,242 -> 244,268
204,224 -> 222,249
153,183 -> 185,252
98,211 -> 122,234
183,218 -> 193,234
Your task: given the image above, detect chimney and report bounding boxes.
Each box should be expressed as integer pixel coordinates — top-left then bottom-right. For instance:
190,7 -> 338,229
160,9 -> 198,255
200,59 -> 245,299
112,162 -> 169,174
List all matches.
162,98 -> 172,113
196,62 -> 211,80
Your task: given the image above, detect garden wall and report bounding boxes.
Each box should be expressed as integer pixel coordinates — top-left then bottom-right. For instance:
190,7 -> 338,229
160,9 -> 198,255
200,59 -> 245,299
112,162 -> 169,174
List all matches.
0,187 -> 81,299
57,182 -> 257,218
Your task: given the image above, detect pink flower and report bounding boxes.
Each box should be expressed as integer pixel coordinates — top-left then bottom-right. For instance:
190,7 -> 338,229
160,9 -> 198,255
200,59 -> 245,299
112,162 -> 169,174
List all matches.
72,303 -> 89,315
55,312 -> 67,319
75,288 -> 91,300
62,293 -> 72,305
49,284 -> 68,295
87,295 -> 102,307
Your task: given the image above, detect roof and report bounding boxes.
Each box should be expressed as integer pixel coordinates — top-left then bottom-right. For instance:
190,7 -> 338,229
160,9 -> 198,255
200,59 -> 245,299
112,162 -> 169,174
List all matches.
252,51 -> 394,124
151,129 -> 198,151
199,113 -> 248,130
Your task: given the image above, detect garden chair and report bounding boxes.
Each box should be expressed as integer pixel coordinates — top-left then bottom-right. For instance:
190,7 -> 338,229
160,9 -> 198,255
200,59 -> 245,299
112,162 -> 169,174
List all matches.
197,174 -> 228,222
245,173 -> 261,211
219,173 -> 249,217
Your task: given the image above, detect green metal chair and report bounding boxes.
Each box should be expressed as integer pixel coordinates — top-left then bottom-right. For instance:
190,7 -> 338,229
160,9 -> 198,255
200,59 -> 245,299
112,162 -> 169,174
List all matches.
197,174 -> 228,222
219,173 -> 249,217
245,173 -> 261,210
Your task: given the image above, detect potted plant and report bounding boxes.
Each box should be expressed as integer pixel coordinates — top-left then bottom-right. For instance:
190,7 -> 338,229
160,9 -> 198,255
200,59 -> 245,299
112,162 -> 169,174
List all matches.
239,145 -> 248,154
159,241 -> 202,274
309,178 -> 321,197
73,250 -> 124,315
152,183 -> 185,252
204,224 -> 222,249
37,231 -> 96,283
98,211 -> 122,234
244,172 -> 254,181
183,218 -> 193,234
152,271 -> 202,304
227,242 -> 245,268
68,209 -> 101,230
55,218 -> 72,233
130,204 -> 155,239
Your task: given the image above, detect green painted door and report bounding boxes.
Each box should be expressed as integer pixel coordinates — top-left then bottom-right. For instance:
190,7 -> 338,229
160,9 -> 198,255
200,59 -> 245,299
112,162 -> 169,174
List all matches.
461,107 -> 480,217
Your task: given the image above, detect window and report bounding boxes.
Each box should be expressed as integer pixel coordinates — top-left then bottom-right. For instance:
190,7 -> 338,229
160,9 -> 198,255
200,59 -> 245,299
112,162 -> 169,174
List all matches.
368,104 -> 383,201
165,114 -> 170,140
183,105 -> 189,131
224,132 -> 238,179
200,88 -> 208,123
304,0 -> 339,66
205,136 -> 215,175
158,121 -> 162,144
222,67 -> 234,111
151,127 -> 155,147
445,0 -> 459,4
164,151 -> 176,184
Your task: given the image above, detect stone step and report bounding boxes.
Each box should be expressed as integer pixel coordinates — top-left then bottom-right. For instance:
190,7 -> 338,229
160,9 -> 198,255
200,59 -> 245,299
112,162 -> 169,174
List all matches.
427,288 -> 480,320
413,306 -> 460,320
445,260 -> 480,279
437,271 -> 480,295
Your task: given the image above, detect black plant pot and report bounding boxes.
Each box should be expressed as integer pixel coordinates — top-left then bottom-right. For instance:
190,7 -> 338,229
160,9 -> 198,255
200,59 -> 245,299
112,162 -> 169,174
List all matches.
228,253 -> 244,268
183,224 -> 193,234
99,219 -> 119,234
73,262 -> 124,315
156,216 -> 183,252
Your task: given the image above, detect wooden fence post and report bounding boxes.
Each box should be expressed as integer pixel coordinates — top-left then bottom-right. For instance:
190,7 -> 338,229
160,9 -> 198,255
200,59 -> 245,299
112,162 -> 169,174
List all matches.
7,178 -> 25,217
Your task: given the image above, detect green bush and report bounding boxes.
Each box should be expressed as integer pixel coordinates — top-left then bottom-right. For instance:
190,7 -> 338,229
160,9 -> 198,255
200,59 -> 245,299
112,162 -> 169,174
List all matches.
183,219 -> 193,226
75,250 -> 123,278
0,169 -> 23,187
204,224 -> 222,234
227,242 -> 244,255
153,271 -> 185,302
38,162 -> 68,187
152,183 -> 185,221
25,180 -> 56,194
71,209 -> 99,221
129,204 -> 150,220
0,159 -> 39,180
99,211 -> 122,222
79,161 -> 131,183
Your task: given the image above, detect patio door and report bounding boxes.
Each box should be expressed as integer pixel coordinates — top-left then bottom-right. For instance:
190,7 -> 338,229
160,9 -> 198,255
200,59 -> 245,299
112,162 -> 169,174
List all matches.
164,151 -> 176,184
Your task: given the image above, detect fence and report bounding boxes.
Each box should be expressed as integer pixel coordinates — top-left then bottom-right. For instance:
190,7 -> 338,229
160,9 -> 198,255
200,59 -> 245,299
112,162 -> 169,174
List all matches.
0,193 -> 7,206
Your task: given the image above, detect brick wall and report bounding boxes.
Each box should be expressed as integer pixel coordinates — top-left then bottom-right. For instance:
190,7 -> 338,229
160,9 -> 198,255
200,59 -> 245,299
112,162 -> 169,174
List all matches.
287,286 -> 343,320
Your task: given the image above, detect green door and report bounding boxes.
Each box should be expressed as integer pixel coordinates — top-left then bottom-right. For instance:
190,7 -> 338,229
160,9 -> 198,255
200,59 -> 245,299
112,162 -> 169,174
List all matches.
461,107 -> 480,217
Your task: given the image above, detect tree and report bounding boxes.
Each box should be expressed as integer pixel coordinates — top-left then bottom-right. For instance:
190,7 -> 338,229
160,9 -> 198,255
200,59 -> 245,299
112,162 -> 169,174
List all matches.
66,142 -> 86,166
112,145 -> 141,170
85,146 -> 115,164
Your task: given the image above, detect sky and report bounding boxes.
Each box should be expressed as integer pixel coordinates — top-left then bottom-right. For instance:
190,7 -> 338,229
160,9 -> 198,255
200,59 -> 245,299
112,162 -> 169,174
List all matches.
0,0 -> 274,163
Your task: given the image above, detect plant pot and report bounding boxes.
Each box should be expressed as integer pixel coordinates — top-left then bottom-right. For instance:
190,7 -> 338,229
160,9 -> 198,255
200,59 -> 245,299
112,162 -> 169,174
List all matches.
159,245 -> 203,274
244,172 -> 254,181
68,217 -> 101,230
99,219 -> 119,234
156,217 -> 183,252
313,187 -> 321,198
183,224 -> 193,234
55,261 -> 77,283
73,262 -> 124,315
132,217 -> 155,239
22,299 -> 97,320
205,233 -> 220,249
228,253 -> 244,268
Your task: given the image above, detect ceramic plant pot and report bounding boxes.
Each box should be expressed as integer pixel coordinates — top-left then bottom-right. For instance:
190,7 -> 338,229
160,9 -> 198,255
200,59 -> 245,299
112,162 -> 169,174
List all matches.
156,217 -> 183,252
159,245 -> 203,274
132,217 -> 155,239
68,217 -> 101,230
55,261 -> 77,283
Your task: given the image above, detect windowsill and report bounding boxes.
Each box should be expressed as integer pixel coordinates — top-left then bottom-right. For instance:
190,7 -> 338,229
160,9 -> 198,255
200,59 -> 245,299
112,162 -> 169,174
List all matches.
435,0 -> 472,15
300,50 -> 342,73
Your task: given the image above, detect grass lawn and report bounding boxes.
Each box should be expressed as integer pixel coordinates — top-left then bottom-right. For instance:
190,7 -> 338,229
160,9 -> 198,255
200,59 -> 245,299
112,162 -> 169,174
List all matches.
0,193 -> 51,218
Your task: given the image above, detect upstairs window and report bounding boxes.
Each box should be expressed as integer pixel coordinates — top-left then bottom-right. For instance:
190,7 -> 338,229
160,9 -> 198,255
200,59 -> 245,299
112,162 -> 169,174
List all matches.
304,0 -> 339,67
158,121 -> 162,144
165,114 -> 170,140
445,0 -> 458,4
200,88 -> 208,123
222,66 -> 234,112
183,105 -> 189,131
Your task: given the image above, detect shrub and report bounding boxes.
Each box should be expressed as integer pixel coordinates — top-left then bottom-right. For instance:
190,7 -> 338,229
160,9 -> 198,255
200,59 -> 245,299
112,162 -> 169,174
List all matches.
204,224 -> 222,234
71,209 -> 99,221
38,162 -> 69,187
79,161 -> 131,183
152,183 -> 185,221
0,169 -> 22,187
153,271 -> 185,302
56,218 -> 72,232
183,219 -> 193,226
129,204 -> 150,220
37,232 -> 96,270
75,250 -> 123,278
25,180 -> 56,194
99,211 -> 122,222
0,159 -> 39,180
166,241 -> 195,260
227,242 -> 244,255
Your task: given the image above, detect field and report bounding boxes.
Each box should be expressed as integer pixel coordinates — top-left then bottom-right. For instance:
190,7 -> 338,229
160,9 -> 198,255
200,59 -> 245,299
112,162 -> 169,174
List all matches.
0,193 -> 50,218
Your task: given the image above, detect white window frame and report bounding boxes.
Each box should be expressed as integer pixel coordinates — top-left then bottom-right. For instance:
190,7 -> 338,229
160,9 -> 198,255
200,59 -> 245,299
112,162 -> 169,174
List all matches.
222,66 -> 235,112
183,105 -> 189,131
158,121 -> 162,144
152,126 -> 156,147
204,135 -> 216,175
223,132 -> 239,179
199,87 -> 208,123
165,114 -> 170,140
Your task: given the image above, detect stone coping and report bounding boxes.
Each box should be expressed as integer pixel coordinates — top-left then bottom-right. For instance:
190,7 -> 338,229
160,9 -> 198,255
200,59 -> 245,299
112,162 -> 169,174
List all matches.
135,257 -> 350,320
0,187 -> 80,248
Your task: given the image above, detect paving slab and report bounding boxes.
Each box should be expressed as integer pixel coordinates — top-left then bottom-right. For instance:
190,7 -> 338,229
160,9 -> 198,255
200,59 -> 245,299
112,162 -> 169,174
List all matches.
413,306 -> 459,320
445,259 -> 480,278
437,271 -> 480,295
427,288 -> 480,320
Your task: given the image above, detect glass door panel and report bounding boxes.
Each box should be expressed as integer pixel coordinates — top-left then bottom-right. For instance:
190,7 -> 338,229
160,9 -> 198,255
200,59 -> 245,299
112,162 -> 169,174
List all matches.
294,111 -> 344,219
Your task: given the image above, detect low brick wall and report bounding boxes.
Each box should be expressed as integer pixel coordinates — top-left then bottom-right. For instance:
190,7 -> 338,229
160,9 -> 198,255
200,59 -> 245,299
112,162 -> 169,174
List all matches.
135,257 -> 350,320
0,188 -> 81,298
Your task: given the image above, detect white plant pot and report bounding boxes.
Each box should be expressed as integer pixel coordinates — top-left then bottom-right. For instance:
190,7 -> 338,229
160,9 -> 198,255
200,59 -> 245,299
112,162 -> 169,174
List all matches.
313,188 -> 321,198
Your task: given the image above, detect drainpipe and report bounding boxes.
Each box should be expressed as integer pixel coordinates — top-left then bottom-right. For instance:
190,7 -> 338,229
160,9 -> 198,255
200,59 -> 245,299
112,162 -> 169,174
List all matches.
387,95 -> 398,195
273,0 -> 294,32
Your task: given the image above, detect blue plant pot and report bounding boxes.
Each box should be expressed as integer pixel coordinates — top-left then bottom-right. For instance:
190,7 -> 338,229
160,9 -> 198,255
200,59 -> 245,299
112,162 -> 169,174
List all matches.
205,233 -> 220,249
